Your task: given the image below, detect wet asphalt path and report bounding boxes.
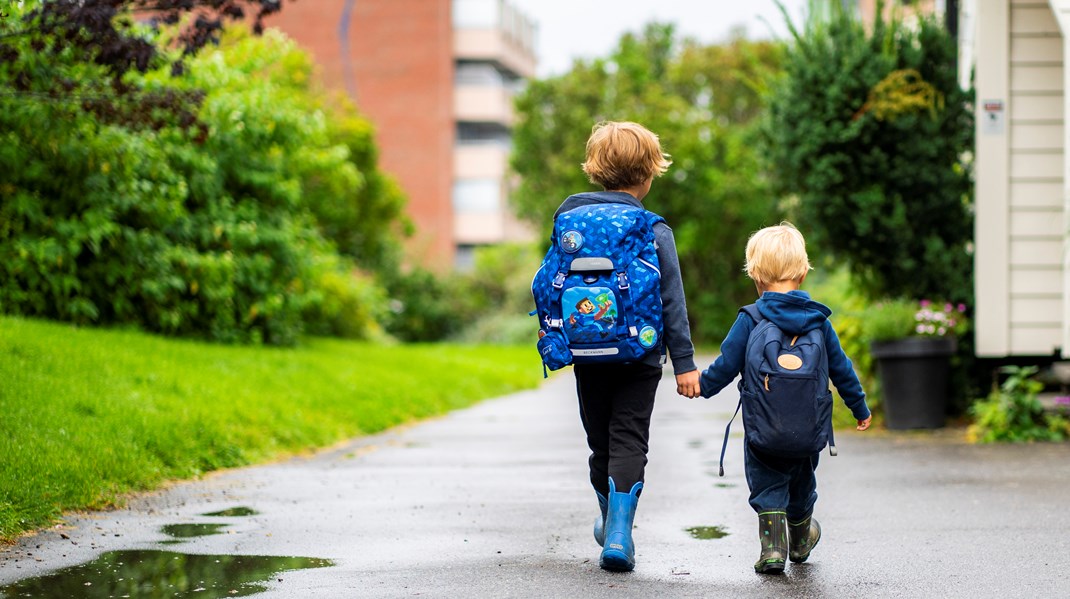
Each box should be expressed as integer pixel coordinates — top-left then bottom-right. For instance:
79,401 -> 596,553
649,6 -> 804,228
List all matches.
2,368 -> 1070,597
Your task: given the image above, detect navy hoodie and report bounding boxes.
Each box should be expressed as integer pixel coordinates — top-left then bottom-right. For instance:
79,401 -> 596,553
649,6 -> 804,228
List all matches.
698,290 -> 870,421
553,191 -> 697,374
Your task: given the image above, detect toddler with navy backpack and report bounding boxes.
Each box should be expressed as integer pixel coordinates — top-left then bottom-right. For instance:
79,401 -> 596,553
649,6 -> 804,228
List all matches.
531,121 -> 700,572
692,223 -> 872,574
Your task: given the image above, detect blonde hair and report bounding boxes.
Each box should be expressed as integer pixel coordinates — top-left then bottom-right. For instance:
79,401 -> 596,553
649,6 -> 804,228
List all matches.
581,121 -> 671,190
744,222 -> 812,286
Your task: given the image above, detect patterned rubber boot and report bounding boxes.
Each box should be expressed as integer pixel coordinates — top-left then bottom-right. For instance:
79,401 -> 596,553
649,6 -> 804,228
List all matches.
754,510 -> 788,574
599,478 -> 642,572
593,491 -> 608,547
788,514 -> 821,563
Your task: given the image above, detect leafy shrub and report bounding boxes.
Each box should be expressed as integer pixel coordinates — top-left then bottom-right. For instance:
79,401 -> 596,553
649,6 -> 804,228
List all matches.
969,366 -> 1070,443
763,4 -> 973,306
379,268 -> 475,342
301,255 -> 389,341
0,17 -> 398,345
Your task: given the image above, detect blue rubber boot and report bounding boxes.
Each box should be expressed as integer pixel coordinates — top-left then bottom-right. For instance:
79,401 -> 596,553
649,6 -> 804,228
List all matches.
599,478 -> 642,572
593,491 -> 609,547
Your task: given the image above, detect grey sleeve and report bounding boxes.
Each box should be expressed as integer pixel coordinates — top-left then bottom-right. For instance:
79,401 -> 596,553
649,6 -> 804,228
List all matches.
653,222 -> 697,374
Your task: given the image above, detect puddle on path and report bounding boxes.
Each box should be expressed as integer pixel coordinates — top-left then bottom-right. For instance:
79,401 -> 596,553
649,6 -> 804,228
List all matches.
203,507 -> 258,518
0,550 -> 333,598
161,523 -> 229,540
685,525 -> 729,540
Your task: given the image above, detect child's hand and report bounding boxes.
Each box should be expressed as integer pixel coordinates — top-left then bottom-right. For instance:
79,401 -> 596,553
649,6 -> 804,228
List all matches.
676,370 -> 701,398
856,416 -> 872,431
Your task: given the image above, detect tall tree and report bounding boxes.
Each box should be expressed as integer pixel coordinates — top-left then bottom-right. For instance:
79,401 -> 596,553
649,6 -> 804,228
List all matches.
762,3 -> 973,304
510,25 -> 784,341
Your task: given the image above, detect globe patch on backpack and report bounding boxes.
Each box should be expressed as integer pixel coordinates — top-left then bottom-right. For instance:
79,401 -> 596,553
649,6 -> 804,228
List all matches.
530,203 -> 665,374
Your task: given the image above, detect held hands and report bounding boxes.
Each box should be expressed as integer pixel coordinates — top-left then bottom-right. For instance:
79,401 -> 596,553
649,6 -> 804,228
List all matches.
676,370 -> 701,399
856,416 -> 872,431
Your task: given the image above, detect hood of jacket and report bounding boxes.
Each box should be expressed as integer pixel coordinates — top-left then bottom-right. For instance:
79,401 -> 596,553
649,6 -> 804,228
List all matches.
553,191 -> 643,219
755,290 -> 831,335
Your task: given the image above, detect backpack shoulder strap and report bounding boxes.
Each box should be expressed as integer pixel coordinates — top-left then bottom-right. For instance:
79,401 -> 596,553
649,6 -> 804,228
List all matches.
739,303 -> 763,324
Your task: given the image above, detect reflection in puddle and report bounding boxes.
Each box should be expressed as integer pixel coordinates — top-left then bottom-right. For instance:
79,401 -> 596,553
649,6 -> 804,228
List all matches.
161,523 -> 229,539
203,506 -> 258,518
685,525 -> 729,540
0,550 -> 333,598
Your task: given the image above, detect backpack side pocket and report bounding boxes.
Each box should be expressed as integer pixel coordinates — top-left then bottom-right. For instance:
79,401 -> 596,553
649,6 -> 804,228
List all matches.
538,329 -> 573,371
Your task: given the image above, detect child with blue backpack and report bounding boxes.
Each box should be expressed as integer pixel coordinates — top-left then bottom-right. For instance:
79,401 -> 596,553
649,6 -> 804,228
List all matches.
532,121 -> 700,572
690,223 -> 872,574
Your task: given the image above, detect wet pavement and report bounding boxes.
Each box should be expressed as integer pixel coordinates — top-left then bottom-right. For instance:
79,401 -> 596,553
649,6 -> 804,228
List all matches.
2,369 -> 1070,597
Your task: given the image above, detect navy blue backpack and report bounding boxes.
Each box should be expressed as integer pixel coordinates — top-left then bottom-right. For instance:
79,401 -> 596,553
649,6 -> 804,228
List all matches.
718,304 -> 837,475
531,203 -> 664,375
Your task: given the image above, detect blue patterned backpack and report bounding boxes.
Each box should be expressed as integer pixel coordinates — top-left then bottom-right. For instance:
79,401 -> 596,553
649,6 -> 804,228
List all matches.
531,203 -> 664,375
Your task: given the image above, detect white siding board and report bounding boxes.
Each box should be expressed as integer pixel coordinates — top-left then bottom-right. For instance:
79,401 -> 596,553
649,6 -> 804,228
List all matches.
1010,208 -> 1067,235
1011,297 -> 1064,322
1010,239 -> 1064,265
1011,267 -> 1066,294
1009,325 -> 1064,354
1010,93 -> 1063,120
1010,152 -> 1064,177
1011,123 -> 1064,148
1011,65 -> 1065,91
1010,181 -> 1064,206
1013,7 -> 1061,34
1012,36 -> 1064,62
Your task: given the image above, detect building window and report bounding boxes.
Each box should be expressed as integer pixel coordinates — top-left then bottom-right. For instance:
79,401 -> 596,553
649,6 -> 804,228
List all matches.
453,179 -> 501,213
455,244 -> 479,271
455,61 -> 504,86
456,122 -> 512,145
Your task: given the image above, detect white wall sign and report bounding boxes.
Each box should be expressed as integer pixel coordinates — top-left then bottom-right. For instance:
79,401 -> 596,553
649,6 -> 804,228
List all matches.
982,99 -> 1005,135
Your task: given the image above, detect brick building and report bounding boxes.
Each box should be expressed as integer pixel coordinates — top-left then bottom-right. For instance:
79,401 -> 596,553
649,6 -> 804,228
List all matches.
265,0 -> 536,269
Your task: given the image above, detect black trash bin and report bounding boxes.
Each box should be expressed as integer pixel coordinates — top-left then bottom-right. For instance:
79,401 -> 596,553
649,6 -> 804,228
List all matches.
870,337 -> 956,429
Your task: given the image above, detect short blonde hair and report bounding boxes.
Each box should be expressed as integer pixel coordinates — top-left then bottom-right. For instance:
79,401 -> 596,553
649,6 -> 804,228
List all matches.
744,222 -> 812,286
582,121 -> 671,190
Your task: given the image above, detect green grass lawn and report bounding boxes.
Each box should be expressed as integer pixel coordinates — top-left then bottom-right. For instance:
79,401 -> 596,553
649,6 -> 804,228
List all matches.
0,316 -> 542,541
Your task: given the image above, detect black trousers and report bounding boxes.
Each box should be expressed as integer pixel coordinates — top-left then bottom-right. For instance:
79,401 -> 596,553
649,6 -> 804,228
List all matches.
574,362 -> 662,497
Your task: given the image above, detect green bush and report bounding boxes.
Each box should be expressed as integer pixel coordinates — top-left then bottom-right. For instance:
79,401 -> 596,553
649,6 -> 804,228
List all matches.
860,299 -> 923,343
969,366 -> 1070,443
763,3 -> 973,306
0,16 -> 400,345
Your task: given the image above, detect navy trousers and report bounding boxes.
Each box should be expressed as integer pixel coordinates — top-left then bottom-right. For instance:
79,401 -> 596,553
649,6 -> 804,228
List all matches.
574,362 -> 662,497
743,440 -> 820,520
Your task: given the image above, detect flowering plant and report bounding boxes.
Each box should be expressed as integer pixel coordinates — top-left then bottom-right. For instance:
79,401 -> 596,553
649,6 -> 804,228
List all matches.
913,300 -> 969,337
862,298 -> 970,343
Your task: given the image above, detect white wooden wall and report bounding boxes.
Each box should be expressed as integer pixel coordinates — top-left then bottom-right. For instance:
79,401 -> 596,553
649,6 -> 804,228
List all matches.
976,0 -> 1066,357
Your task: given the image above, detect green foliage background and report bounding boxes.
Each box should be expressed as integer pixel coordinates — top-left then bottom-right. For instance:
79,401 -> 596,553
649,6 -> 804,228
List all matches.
0,5 -> 406,345
510,25 -> 785,342
762,5 -> 974,305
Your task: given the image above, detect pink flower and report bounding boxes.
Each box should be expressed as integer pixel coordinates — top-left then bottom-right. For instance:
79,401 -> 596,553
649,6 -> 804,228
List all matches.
957,304 -> 966,313
920,299 -> 932,307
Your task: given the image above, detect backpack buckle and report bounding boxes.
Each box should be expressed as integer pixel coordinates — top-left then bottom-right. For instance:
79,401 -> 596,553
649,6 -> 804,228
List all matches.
617,272 -> 629,290
552,272 -> 566,289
